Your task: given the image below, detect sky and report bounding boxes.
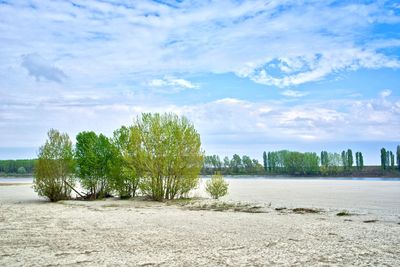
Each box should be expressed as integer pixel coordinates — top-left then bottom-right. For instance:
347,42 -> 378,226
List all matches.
0,0 -> 399,164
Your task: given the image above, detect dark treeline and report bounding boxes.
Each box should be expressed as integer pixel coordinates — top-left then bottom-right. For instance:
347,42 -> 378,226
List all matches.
0,159 -> 36,175
203,146 -> 400,176
380,146 -> 400,170
202,154 -> 264,175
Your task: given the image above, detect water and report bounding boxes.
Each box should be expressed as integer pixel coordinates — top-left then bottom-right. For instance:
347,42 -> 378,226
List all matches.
0,177 -> 33,183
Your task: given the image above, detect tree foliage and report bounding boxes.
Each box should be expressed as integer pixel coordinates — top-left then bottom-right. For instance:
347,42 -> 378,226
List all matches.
202,154 -> 264,175
265,150 -> 319,175
263,151 -> 268,172
75,132 -> 114,199
108,126 -> 140,198
320,152 -> 342,175
129,113 -> 203,201
397,145 -> 400,171
355,152 -> 364,171
381,148 -> 387,170
205,173 -> 228,199
33,129 -> 75,202
0,159 -> 36,174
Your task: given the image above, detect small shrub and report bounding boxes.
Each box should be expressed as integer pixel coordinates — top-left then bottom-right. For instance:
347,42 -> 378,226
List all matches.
205,173 -> 228,199
292,208 -> 320,214
336,210 -> 351,216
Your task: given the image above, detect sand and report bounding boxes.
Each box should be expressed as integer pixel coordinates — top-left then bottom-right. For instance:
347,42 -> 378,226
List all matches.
1,180 -> 400,266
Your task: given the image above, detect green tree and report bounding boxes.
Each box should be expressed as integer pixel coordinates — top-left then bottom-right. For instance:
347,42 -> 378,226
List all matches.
341,150 -> 347,170
223,156 -> 230,174
263,151 -> 268,173
130,113 -> 203,201
355,152 -> 364,171
230,154 -> 242,174
381,148 -> 387,170
108,126 -> 140,198
347,149 -> 353,170
33,129 -> 75,202
242,155 -> 253,174
321,151 -> 329,168
390,151 -> 395,170
205,173 -> 228,199
397,145 -> 400,171
75,132 -> 114,199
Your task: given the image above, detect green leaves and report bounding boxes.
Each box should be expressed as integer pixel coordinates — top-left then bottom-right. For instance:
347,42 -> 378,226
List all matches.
75,131 -> 114,198
33,129 -> 75,202
206,173 -> 229,200
131,113 -> 203,201
35,113 -> 204,201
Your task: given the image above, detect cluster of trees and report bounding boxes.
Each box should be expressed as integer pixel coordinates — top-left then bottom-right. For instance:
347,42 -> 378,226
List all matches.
34,113 -> 203,202
398,146 -> 400,171
341,149 -> 354,171
380,146 -> 400,170
355,152 -> 364,171
319,151 -> 343,175
0,159 -> 36,175
263,150 -> 320,175
202,154 -> 264,175
204,146 -> 400,177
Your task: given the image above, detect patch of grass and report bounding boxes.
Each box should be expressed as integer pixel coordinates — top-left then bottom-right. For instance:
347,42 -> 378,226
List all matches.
184,201 -> 267,213
292,208 -> 321,214
336,210 -> 352,216
275,207 -> 287,211
363,219 -> 378,223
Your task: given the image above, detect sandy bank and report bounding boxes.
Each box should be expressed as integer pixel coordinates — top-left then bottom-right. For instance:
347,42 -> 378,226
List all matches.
1,184 -> 400,266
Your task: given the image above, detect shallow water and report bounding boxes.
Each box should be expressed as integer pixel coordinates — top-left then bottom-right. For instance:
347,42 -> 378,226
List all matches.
0,177 -> 34,183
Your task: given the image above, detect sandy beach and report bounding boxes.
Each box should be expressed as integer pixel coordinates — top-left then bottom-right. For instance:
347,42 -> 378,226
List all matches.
1,179 -> 400,266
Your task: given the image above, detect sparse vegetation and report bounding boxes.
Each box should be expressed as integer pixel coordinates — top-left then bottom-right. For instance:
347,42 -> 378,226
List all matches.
336,210 -> 352,216
292,208 -> 321,214
363,219 -> 378,223
182,201 -> 267,213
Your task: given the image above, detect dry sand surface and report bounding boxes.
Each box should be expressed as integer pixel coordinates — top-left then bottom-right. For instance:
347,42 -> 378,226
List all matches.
1,180 -> 400,266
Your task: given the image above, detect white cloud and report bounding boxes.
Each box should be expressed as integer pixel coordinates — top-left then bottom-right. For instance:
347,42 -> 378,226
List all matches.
380,89 -> 392,98
0,1 -> 399,88
148,76 -> 198,91
237,50 -> 400,87
281,90 -> 309,98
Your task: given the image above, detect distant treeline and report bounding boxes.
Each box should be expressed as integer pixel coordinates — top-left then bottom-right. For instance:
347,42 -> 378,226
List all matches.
2,146 -> 400,177
0,159 -> 37,175
202,154 -> 264,175
202,145 -> 400,176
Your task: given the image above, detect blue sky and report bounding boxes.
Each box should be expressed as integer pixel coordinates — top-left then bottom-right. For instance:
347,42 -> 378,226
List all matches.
0,0 -> 399,164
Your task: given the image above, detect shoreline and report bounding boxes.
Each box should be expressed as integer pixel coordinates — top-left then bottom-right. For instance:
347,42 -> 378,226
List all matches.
1,194 -> 399,266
